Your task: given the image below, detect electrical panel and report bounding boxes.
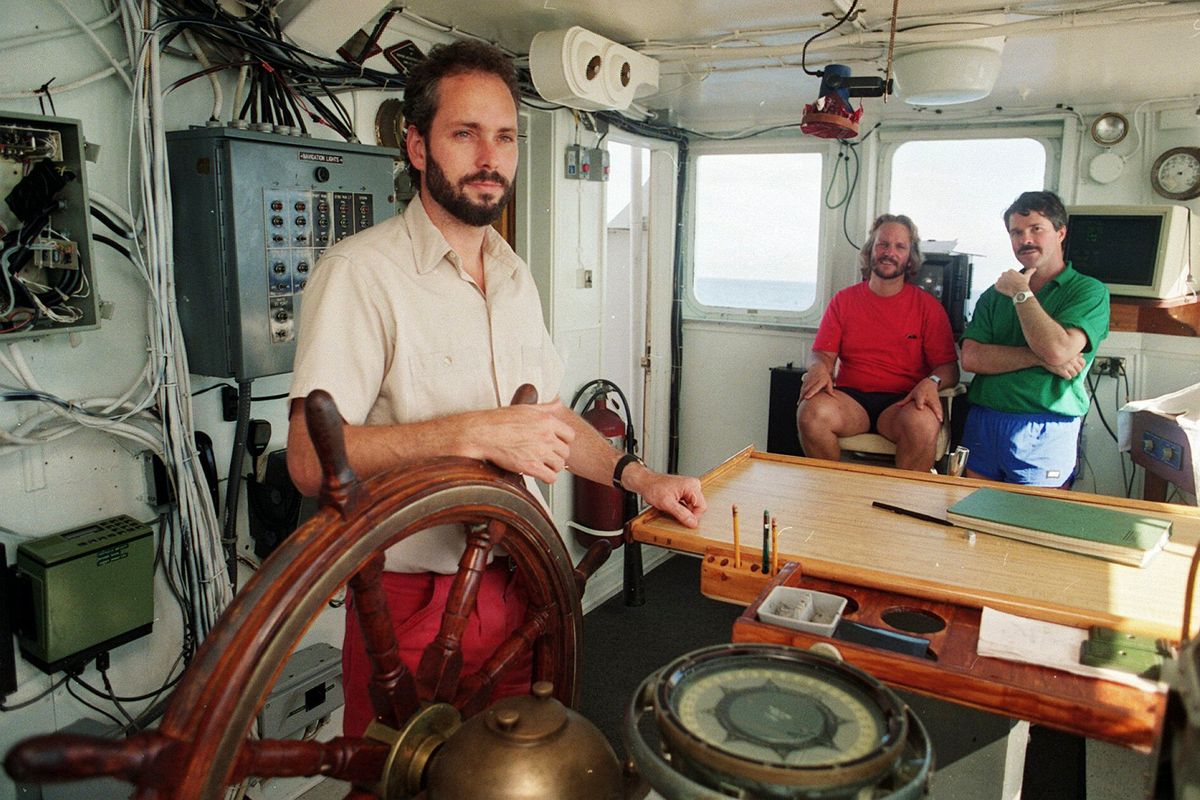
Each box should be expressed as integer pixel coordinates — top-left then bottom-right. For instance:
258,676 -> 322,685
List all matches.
12,515 -> 154,672
257,642 -> 343,739
166,127 -> 399,380
0,111 -> 99,340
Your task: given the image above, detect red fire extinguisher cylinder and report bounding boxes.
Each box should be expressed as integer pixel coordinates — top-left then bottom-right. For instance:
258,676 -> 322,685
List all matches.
573,397 -> 627,533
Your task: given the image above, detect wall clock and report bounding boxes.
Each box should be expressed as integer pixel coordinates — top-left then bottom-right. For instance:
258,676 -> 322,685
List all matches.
1151,146 -> 1200,201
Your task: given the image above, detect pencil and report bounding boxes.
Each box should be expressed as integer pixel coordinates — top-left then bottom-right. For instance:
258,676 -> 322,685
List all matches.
762,510 -> 770,572
732,504 -> 741,568
770,516 -> 778,575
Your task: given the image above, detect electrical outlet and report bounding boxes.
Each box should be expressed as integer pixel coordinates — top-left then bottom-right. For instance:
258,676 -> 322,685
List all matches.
1091,356 -> 1125,377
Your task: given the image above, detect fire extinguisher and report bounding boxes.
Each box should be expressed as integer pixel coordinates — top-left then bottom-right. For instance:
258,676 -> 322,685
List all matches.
571,380 -> 635,535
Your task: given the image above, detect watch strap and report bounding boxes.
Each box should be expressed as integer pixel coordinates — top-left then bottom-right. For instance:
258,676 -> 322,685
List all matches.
612,453 -> 644,491
927,374 -> 942,385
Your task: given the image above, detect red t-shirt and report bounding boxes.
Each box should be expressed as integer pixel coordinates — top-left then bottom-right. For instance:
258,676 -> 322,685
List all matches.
812,282 -> 957,394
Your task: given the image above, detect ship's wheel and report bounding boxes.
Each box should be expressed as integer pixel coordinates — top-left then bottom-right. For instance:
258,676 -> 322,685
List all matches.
6,388 -> 610,799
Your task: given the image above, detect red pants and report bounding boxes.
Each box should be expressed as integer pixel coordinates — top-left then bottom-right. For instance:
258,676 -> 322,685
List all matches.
341,564 -> 532,736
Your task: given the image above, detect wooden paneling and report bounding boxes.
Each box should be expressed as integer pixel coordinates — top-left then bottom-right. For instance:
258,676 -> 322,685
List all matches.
1109,296 -> 1200,336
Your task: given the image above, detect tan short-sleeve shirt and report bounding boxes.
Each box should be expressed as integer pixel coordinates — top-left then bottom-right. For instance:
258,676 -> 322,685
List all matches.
289,197 -> 564,572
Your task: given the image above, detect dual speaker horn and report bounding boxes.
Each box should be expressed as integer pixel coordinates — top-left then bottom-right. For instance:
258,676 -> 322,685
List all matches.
529,27 -> 659,111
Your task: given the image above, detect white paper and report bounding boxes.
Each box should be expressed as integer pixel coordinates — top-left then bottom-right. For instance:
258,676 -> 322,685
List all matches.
977,606 -> 1163,693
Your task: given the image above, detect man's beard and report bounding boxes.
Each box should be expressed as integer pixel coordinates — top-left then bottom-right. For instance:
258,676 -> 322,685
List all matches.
871,257 -> 904,280
424,149 -> 514,227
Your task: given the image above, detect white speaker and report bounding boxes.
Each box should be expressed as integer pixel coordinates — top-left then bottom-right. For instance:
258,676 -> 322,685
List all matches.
529,27 -> 659,111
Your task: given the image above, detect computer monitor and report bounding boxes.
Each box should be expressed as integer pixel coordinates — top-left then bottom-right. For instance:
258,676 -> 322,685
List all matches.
915,252 -> 972,336
1064,205 -> 1196,300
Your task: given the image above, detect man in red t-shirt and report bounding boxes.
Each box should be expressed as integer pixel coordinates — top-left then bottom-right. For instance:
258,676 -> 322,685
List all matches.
797,214 -> 959,472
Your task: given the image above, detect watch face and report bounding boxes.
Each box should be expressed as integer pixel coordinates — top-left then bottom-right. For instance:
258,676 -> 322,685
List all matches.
1152,147 -> 1200,200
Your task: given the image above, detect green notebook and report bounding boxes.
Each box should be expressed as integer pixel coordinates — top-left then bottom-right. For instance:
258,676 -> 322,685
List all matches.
946,488 -> 1172,567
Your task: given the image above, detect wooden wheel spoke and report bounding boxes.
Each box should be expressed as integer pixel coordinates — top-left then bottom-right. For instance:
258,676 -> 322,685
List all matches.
573,538 -> 615,597
4,732 -> 178,789
416,521 -> 505,702
226,738 -> 390,786
453,607 -> 553,717
350,554 -> 419,727
305,390 -> 365,519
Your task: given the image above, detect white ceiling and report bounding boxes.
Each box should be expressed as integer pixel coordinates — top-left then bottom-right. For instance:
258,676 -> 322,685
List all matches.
396,0 -> 1200,132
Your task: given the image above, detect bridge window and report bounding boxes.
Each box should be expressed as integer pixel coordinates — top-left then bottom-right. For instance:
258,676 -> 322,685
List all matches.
885,137 -> 1049,315
689,151 -> 824,318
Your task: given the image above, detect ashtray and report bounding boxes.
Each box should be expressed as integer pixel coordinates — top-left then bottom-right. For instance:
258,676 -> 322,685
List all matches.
757,586 -> 847,637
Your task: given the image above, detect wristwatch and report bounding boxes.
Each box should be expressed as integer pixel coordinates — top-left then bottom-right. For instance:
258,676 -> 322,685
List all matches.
927,374 -> 942,386
612,453 -> 645,491
1013,290 -> 1034,304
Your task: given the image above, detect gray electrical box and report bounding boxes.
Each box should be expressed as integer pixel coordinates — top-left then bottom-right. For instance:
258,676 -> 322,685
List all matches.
166,127 -> 400,380
0,111 -> 99,340
257,642 -> 343,739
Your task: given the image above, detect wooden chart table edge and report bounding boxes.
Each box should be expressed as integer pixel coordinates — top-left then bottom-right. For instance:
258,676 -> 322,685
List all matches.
630,446 -> 1200,640
628,447 -> 1193,752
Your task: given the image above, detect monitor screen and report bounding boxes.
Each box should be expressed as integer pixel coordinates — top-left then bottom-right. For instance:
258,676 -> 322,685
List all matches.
1065,214 -> 1163,287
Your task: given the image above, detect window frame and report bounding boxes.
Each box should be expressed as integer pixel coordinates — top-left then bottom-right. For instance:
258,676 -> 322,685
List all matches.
682,138 -> 834,327
873,120 -> 1068,222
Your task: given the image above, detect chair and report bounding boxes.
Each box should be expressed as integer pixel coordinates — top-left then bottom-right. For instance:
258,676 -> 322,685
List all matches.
837,383 -> 966,472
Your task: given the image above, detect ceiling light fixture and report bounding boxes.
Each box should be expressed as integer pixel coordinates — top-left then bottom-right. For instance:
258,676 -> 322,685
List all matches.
1090,112 -> 1129,146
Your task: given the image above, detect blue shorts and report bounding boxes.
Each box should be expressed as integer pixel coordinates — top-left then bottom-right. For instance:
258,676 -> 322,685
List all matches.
962,405 -> 1081,486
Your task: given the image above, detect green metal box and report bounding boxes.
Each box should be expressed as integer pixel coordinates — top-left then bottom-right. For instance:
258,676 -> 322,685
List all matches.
15,515 -> 154,672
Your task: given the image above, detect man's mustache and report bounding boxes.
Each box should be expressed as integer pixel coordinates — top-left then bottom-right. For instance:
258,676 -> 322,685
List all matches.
1018,245 -> 1040,254
459,170 -> 510,189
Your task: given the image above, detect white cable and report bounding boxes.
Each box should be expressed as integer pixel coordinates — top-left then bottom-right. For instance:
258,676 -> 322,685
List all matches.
0,7 -> 121,50
231,64 -> 250,123
49,0 -> 134,92
89,191 -> 142,236
639,4 -> 1200,63
182,29 -> 223,121
0,64 -> 131,101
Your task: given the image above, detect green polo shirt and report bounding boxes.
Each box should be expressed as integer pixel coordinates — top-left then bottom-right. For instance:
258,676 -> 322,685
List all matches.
962,264 -> 1110,417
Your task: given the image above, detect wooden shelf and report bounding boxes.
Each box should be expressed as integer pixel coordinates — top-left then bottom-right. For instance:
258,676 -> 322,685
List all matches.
1110,295 -> 1200,336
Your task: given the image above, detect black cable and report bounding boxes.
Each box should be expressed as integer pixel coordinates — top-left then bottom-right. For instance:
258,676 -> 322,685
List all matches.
222,379 -> 253,593
1085,368 -> 1132,496
1085,371 -> 1118,442
89,206 -> 133,239
93,233 -> 133,261
191,382 -> 228,397
801,0 -> 860,76
191,381 -> 287,402
0,674 -> 69,711
71,667 -> 184,706
65,678 -> 125,729
157,512 -> 198,665
569,379 -> 637,456
668,140 -> 690,474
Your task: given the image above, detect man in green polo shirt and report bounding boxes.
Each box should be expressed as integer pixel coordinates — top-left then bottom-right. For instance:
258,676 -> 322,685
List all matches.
960,191 -> 1110,486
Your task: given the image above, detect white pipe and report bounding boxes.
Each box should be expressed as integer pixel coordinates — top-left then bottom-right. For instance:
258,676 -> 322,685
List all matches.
639,4 -> 1200,64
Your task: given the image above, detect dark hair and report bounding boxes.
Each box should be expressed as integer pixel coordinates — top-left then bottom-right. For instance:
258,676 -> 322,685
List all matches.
401,40 -> 521,183
858,213 -> 923,281
1003,191 -> 1068,231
